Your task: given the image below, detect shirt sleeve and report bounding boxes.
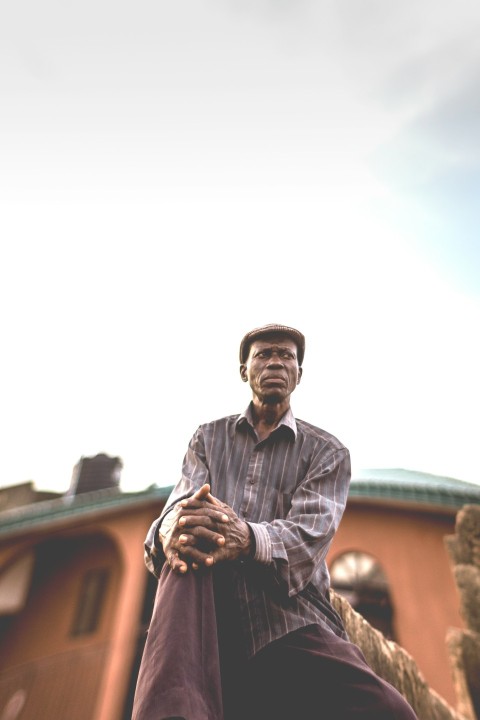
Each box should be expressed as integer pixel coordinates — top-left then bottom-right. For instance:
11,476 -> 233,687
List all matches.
144,426 -> 211,577
248,443 -> 351,598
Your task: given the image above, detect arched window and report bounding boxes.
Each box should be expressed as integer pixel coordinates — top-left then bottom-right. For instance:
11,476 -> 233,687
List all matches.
330,551 -> 396,640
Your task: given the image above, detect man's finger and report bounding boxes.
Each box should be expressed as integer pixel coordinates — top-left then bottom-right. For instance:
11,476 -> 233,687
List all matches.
185,484 -> 223,507
179,511 -> 229,527
176,543 -> 217,566
181,526 -> 225,545
192,484 -> 211,500
178,533 -> 195,545
206,492 -> 222,506
168,551 -> 188,574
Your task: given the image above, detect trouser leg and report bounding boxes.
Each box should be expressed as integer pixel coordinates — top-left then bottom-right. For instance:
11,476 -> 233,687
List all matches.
247,624 -> 418,720
132,564 -> 223,720
213,566 -> 251,720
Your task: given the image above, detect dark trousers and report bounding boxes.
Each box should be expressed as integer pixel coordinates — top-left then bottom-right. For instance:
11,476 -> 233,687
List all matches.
132,564 -> 223,720
219,621 -> 419,720
132,564 -> 418,720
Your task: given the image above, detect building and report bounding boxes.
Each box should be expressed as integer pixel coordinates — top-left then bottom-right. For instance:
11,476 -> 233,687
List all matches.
0,455 -> 169,720
0,461 -> 479,719
329,467 -> 480,707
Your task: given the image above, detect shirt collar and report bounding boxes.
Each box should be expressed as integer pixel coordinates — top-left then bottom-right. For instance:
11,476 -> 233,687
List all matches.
235,403 -> 297,439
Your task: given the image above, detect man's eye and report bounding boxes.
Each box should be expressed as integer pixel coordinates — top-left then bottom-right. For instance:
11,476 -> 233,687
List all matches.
282,352 -> 294,359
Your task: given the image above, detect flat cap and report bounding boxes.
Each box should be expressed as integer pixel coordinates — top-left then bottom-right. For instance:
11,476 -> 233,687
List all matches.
239,323 -> 305,365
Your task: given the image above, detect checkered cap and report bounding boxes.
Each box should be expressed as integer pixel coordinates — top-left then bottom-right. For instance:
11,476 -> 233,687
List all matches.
239,323 -> 305,365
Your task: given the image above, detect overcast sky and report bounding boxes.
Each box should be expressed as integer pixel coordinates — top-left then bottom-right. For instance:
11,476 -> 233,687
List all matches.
1,0 -> 479,494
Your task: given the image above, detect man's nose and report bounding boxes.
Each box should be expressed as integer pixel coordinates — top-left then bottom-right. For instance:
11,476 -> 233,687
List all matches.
267,353 -> 283,366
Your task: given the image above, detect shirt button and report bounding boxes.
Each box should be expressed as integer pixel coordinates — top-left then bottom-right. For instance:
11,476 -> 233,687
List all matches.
249,479 -> 255,484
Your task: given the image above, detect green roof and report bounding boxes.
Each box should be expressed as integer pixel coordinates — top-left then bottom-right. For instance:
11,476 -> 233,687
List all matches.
0,485 -> 173,538
349,468 -> 480,509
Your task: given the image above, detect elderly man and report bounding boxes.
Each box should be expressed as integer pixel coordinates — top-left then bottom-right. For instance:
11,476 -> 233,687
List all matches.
133,324 -> 418,720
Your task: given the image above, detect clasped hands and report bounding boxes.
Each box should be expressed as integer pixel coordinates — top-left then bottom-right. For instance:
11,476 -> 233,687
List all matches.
161,484 -> 252,574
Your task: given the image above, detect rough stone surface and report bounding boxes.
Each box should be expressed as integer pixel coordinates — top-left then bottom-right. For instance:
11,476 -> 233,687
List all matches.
453,565 -> 480,635
447,628 -> 480,720
446,505 -> 480,568
330,590 -> 467,720
444,505 -> 480,720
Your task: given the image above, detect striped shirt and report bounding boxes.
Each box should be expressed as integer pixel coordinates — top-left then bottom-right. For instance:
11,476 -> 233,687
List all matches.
144,404 -> 351,657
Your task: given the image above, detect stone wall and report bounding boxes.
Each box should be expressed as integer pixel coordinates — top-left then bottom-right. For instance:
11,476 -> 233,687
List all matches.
444,504 -> 480,720
330,592 -> 466,720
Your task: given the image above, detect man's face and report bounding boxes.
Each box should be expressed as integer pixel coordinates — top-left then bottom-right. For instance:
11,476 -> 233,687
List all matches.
240,334 -> 302,403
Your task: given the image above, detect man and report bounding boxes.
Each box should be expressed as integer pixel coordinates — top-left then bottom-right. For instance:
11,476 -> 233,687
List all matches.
133,324 -> 418,720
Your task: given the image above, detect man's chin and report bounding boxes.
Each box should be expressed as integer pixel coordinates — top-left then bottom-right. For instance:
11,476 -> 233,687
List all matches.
261,391 -> 286,405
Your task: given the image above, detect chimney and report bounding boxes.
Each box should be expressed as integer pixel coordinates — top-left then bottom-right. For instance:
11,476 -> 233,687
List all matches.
68,453 -> 123,495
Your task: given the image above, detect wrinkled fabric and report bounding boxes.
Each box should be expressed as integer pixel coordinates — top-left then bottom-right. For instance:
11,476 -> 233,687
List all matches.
132,564 -> 222,720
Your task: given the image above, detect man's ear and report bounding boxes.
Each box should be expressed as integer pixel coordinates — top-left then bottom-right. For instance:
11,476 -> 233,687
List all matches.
239,364 -> 248,382
297,367 -> 303,384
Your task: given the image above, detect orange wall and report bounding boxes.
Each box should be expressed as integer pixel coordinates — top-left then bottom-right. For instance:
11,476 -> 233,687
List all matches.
0,501 -> 165,720
328,501 -> 462,706
0,532 -> 122,720
92,508 -> 160,720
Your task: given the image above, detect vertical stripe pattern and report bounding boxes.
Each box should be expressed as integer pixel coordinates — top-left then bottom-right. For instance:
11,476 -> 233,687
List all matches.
145,404 -> 351,657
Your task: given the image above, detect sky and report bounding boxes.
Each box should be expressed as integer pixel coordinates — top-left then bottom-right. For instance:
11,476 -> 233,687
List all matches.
1,0 -> 479,494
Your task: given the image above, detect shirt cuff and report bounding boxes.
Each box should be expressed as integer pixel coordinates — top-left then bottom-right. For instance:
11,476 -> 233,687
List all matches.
248,522 -> 272,564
